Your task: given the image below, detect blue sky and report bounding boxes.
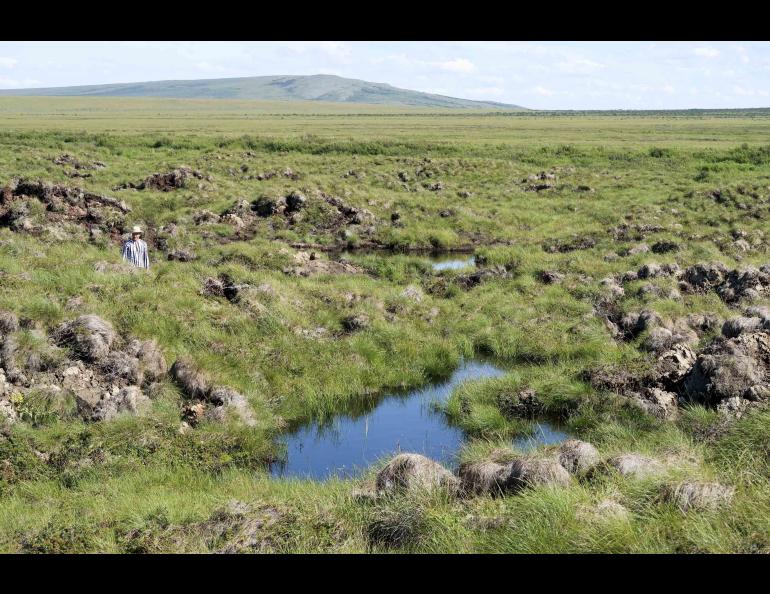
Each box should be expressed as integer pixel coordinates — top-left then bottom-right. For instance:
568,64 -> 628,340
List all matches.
0,41 -> 768,109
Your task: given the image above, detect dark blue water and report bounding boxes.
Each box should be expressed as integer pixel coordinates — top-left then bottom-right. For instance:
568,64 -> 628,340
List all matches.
269,359 -> 571,480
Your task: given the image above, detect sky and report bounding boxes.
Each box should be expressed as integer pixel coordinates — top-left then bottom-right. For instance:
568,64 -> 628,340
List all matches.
0,41 -> 768,110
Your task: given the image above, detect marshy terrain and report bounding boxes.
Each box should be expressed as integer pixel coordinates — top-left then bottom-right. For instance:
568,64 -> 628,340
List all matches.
2,98 -> 770,552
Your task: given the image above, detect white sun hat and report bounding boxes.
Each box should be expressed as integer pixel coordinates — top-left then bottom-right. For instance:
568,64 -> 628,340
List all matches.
131,225 -> 142,234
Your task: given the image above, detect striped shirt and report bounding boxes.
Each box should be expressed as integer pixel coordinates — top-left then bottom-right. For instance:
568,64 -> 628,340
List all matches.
122,239 -> 150,269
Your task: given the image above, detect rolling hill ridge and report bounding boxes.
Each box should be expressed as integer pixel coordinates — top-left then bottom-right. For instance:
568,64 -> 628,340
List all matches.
0,74 -> 526,109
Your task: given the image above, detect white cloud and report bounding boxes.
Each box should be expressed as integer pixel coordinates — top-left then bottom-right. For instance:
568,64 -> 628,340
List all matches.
283,43 -> 307,55
694,47 -> 720,58
731,85 -> 767,97
662,84 -> 675,94
372,53 -> 414,67
436,58 -> 475,73
531,85 -> 554,96
374,54 -> 476,74
734,45 -> 750,64
0,57 -> 17,68
466,87 -> 504,97
556,57 -> 604,75
195,61 -> 227,73
0,76 -> 40,88
316,41 -> 352,61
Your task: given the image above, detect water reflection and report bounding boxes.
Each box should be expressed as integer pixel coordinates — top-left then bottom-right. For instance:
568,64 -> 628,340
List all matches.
270,359 -> 571,480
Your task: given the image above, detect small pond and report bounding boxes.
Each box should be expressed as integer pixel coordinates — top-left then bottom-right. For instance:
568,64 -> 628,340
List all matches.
269,359 -> 571,481
429,254 -> 477,271
337,250 -> 476,272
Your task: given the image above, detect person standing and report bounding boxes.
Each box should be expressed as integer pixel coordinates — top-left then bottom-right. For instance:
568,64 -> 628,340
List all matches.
122,225 -> 150,269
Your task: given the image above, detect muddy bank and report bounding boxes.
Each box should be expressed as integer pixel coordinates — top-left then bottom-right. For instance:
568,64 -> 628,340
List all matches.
289,242 -> 480,254
287,241 -> 511,254
590,262 -> 770,420
1,313 -> 164,424
0,179 -> 131,241
0,311 -> 256,431
114,167 -> 209,192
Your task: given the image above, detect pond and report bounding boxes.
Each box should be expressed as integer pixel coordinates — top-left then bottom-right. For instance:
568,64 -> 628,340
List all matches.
428,254 -> 476,271
336,250 -> 476,271
269,359 -> 571,480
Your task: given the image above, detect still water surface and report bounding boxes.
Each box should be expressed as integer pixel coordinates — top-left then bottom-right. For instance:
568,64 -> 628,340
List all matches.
270,359 -> 570,480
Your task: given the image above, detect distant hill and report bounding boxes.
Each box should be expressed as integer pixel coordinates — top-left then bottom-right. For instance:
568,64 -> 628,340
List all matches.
0,74 -> 526,110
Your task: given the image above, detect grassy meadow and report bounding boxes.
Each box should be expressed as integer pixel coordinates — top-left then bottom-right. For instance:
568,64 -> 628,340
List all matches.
2,97 -> 770,552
